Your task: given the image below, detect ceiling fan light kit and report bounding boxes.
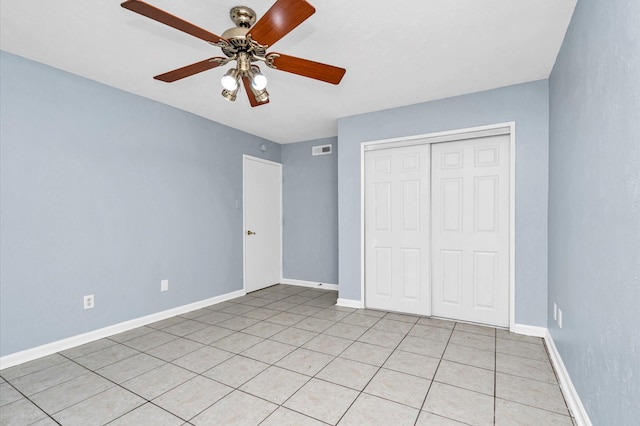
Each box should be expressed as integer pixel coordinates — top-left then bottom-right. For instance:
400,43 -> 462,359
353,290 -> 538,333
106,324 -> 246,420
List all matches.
120,0 -> 346,107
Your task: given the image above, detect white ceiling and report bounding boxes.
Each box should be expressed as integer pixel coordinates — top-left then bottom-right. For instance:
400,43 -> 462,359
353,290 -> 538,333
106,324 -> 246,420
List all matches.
0,0 -> 576,144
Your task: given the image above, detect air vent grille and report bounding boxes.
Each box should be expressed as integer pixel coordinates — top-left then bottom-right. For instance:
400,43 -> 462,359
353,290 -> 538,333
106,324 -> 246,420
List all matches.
312,144 -> 332,156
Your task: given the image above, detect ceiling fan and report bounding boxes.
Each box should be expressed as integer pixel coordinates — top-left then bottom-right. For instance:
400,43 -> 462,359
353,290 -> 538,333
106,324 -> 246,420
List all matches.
121,0 -> 346,107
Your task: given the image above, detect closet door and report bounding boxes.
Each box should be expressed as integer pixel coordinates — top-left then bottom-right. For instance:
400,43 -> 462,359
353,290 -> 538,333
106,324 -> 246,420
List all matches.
431,135 -> 510,327
364,144 -> 431,315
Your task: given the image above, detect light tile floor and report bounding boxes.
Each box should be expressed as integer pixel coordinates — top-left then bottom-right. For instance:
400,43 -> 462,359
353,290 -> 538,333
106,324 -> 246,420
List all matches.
0,285 -> 575,425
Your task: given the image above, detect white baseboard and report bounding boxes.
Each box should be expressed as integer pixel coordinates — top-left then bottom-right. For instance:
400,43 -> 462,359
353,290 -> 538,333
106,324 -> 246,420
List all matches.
544,329 -> 592,426
512,323 -> 547,337
336,298 -> 364,309
0,289 -> 245,370
280,278 -> 338,291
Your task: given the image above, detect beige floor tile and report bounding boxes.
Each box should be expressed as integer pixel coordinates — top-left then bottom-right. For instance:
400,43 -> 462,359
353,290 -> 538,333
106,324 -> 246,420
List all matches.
9,360 -> 88,396
372,318 -> 414,334
454,322 -> 496,337
312,308 -> 351,322
172,345 -> 233,374
152,375 -> 232,420
409,324 -> 454,342
241,339 -> 296,364
210,332 -> 264,353
341,313 -> 381,327
364,368 -> 431,408
148,316 -> 188,330
271,327 -> 319,346
443,342 -> 495,370
338,393 -> 419,426
242,307 -> 281,320
0,382 -> 23,407
74,344 -> 139,370
60,339 -> 117,359
423,382 -> 494,426
316,357 -> 378,390
434,360 -> 495,395
0,398 -> 49,425
121,330 -> 177,352
324,322 -> 369,340
496,352 -> 557,384
266,311 -> 307,326
260,407 -> 327,426
31,372 -> 114,414
107,326 -> 156,343
449,330 -> 495,351
283,378 -> 359,424
340,342 -> 394,366
109,403 -> 184,426
145,338 -> 204,362
0,354 -> 68,381
358,328 -> 405,348
184,324 -> 234,344
275,348 -> 335,376
162,319 -> 209,336
417,317 -> 455,329
416,411 -> 467,425
496,372 -> 569,415
383,350 -> 440,379
397,336 -> 447,358
242,321 -> 288,338
203,355 -> 268,388
240,366 -> 309,404
95,353 -> 165,383
191,390 -> 277,426
52,386 -> 143,426
195,310 -> 234,325
219,303 -> 256,316
384,312 -> 420,323
302,334 -> 352,356
287,304 -> 324,316
294,317 -> 335,333
120,363 -> 195,400
496,329 -> 544,345
496,338 -> 549,362
495,398 -> 574,425
216,316 -> 260,331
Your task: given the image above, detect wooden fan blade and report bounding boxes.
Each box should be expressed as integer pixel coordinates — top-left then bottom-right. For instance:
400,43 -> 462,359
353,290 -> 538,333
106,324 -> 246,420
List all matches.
248,0 -> 315,47
268,53 -> 346,84
121,0 -> 224,44
154,58 -> 226,82
242,76 -> 270,107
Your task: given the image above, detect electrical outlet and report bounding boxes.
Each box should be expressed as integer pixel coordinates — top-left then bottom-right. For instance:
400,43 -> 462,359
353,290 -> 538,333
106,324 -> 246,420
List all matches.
161,279 -> 169,292
558,309 -> 563,328
84,295 -> 94,310
553,302 -> 557,321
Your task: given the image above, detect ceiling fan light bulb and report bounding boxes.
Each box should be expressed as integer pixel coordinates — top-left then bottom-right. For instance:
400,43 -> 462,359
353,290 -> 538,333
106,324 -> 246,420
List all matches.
252,74 -> 268,90
221,69 -> 239,91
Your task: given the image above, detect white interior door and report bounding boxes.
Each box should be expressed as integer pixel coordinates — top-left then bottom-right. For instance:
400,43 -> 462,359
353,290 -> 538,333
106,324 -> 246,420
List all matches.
364,144 -> 431,315
431,135 -> 510,327
243,156 -> 282,293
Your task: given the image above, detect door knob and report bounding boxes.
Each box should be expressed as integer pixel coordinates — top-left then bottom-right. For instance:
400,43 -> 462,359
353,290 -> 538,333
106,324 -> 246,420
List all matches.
247,230 -> 256,235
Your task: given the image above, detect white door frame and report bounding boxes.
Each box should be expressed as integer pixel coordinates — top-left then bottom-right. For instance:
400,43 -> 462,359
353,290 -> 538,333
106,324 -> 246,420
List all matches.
360,122 -> 516,330
242,154 -> 283,293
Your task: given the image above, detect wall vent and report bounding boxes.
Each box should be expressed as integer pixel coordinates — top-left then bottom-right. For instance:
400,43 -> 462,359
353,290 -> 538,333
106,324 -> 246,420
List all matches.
312,144 -> 332,156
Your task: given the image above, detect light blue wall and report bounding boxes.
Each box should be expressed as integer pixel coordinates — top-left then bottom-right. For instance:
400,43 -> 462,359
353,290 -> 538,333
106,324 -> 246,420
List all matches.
337,81 -> 550,326
548,0 -> 640,423
0,51 -> 280,356
282,138 -> 338,284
